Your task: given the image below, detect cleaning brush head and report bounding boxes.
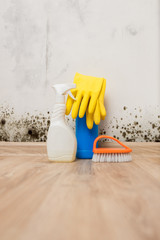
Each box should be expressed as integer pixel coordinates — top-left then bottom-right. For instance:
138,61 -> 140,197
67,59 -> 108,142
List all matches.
92,135 -> 132,163
92,153 -> 132,162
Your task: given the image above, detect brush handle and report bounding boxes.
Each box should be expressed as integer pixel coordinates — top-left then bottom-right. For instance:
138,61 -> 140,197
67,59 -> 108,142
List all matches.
93,135 -> 132,153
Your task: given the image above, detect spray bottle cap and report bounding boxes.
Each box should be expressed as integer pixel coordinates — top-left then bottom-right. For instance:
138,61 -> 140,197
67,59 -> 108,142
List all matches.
52,83 -> 76,104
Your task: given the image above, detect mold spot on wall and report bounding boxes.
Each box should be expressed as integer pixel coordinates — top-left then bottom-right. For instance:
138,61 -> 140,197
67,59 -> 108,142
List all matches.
0,106 -> 49,141
152,124 -> 156,129
0,105 -> 76,142
1,119 -> 6,125
99,106 -> 160,142
0,105 -> 159,142
28,128 -> 39,139
122,132 -> 126,138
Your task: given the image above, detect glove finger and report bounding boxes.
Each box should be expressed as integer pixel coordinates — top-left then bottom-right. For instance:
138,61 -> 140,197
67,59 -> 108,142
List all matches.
100,78 -> 106,98
101,115 -> 105,120
86,111 -> 94,129
88,93 -> 98,114
99,101 -> 106,119
99,78 -> 106,119
72,91 -> 83,119
65,90 -> 77,115
94,102 -> 101,125
79,93 -> 90,118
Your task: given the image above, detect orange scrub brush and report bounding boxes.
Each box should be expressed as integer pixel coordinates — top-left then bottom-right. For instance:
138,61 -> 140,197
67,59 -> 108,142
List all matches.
92,135 -> 132,162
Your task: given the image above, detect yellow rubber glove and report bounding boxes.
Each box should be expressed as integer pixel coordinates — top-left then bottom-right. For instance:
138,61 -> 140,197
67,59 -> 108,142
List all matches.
66,73 -> 106,129
66,72 -> 104,118
86,78 -> 106,129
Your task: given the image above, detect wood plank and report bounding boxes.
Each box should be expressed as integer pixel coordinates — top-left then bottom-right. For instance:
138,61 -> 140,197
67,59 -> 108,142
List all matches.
0,142 -> 160,240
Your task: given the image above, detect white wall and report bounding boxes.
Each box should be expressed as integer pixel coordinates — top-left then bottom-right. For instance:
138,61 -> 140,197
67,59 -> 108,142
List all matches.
0,0 -> 159,141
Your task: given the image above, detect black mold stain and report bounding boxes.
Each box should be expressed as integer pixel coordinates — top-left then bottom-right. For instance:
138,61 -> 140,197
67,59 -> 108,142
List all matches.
122,132 -> 126,138
0,106 -> 53,142
27,129 -> 39,139
1,106 -> 160,142
99,112 -> 160,142
28,129 -> 32,135
123,106 -> 127,110
152,124 -> 156,129
1,119 -> 6,125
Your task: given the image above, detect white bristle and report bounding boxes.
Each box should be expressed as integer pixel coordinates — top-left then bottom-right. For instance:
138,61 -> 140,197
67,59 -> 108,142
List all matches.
92,153 -> 132,162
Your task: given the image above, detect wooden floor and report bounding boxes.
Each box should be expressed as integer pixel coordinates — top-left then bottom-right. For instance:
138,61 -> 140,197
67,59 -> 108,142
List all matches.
0,142 -> 160,240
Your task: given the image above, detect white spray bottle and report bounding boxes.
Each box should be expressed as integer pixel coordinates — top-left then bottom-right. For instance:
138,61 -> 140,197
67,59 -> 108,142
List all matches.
47,84 -> 77,162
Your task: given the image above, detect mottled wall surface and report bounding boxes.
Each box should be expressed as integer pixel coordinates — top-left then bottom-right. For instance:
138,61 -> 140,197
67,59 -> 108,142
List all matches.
0,0 -> 160,142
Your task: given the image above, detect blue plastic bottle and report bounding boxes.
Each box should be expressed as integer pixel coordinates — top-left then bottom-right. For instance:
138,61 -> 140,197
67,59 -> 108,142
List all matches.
76,114 -> 98,159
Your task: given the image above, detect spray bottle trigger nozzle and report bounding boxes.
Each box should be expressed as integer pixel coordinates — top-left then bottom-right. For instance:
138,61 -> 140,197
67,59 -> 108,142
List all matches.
68,91 -> 76,100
